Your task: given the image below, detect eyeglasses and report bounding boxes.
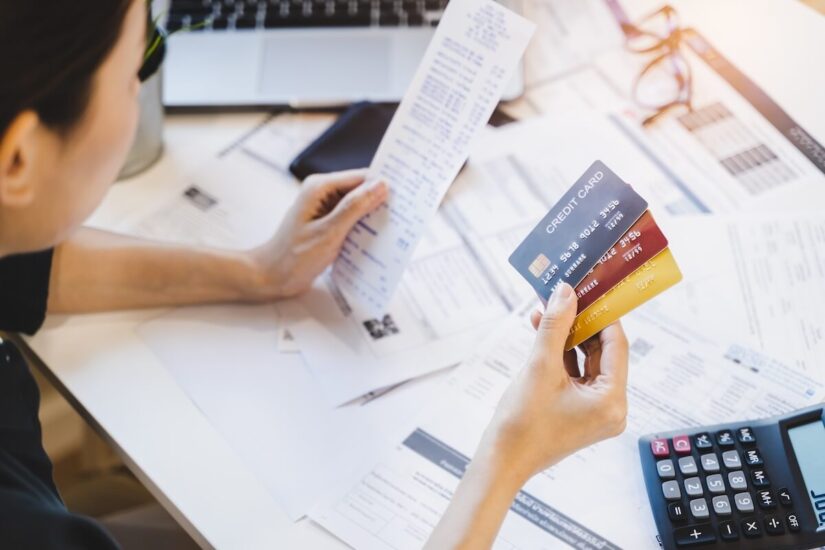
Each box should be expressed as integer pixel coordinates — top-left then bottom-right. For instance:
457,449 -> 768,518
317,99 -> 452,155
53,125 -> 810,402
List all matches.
615,5 -> 693,126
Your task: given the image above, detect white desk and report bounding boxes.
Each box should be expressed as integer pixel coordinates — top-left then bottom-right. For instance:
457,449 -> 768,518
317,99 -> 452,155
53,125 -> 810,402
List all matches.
20,1 -> 825,548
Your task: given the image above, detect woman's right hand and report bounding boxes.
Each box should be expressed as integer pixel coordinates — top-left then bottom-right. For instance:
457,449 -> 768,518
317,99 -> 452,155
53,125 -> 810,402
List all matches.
425,282 -> 630,550
479,281 -> 630,484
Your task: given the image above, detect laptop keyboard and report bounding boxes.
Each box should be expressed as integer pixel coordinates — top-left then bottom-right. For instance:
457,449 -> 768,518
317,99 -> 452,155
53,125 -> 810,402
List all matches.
166,0 -> 448,31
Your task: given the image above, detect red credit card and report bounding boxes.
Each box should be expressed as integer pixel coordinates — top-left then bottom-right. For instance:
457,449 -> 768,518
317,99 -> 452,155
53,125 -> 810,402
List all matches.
574,210 -> 669,313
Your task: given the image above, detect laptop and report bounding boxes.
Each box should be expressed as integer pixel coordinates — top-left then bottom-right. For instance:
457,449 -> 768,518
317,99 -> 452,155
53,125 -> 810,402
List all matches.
162,0 -> 526,108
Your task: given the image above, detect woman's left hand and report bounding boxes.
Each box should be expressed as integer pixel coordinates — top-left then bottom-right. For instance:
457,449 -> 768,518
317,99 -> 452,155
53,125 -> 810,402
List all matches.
248,168 -> 388,299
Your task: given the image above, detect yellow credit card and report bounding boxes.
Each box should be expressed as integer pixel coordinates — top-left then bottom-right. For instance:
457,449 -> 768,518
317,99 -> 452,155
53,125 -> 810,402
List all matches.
566,247 -> 682,350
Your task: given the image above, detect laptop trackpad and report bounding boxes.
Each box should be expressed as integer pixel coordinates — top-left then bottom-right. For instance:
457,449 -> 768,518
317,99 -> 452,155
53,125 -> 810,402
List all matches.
260,34 -> 391,100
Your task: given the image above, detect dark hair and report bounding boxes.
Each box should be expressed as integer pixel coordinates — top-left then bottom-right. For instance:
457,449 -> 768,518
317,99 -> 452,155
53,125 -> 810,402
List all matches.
0,0 -> 134,137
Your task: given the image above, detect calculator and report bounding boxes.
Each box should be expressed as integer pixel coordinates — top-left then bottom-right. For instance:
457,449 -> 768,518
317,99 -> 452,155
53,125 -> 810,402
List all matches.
639,404 -> 825,549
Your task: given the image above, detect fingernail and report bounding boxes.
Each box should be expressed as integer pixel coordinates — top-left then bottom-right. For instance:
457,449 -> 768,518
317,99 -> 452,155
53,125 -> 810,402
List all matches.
549,282 -> 574,306
370,181 -> 388,197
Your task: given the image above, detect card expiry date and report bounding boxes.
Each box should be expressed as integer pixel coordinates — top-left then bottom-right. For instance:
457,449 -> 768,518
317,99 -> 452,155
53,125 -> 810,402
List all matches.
574,210 -> 669,312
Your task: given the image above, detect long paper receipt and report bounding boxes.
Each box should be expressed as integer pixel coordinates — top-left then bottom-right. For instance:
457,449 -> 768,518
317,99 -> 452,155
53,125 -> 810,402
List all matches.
331,0 -> 535,314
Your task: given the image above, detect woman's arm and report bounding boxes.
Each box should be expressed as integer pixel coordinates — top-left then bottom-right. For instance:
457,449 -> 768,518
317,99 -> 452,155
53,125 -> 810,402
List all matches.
48,228 -> 260,312
48,169 -> 387,313
426,283 -> 629,549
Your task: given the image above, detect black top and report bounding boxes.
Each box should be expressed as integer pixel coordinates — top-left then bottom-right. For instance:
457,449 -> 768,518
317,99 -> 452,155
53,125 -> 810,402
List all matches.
0,250 -> 119,549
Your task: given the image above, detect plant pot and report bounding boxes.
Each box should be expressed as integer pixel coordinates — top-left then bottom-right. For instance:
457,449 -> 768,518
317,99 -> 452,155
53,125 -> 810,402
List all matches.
119,70 -> 164,180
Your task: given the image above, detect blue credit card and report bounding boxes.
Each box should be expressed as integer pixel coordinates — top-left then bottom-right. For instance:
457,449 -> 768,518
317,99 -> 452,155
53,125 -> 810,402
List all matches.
509,160 -> 648,302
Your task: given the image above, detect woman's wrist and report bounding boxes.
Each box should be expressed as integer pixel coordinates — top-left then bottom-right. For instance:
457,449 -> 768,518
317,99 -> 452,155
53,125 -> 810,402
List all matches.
230,249 -> 286,302
472,429 -> 538,497
476,413 -> 567,489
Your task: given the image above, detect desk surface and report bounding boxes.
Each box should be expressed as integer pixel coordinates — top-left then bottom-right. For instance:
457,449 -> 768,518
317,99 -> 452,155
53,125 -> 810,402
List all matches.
22,1 -> 825,548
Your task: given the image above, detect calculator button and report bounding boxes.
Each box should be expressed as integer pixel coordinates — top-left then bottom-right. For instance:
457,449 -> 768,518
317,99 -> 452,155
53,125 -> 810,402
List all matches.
651,438 -> 670,457
787,513 -> 801,532
706,474 -> 725,494
689,498 -> 710,519
716,430 -> 735,447
674,524 -> 715,546
656,459 -> 676,479
672,435 -> 691,455
737,427 -> 756,445
741,518 -> 762,538
743,448 -> 763,466
662,480 -> 682,500
778,488 -> 793,506
750,469 -> 770,487
668,502 -> 687,522
721,450 -> 741,469
727,471 -> 747,491
734,492 -> 755,513
757,489 -> 776,509
718,520 -> 739,541
700,453 -> 720,472
684,477 -> 704,497
764,515 -> 785,535
712,495 -> 732,516
678,456 -> 698,475
694,432 -> 713,449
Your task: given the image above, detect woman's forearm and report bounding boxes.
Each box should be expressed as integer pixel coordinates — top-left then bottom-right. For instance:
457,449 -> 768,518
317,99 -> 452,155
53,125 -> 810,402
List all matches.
425,441 -> 528,550
48,228 -> 270,313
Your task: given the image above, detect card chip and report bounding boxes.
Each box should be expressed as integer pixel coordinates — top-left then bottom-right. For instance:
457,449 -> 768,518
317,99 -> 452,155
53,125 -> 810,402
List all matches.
528,254 -> 551,278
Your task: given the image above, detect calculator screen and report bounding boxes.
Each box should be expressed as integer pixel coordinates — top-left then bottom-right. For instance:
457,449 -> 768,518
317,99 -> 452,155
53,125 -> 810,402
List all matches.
788,419 -> 825,529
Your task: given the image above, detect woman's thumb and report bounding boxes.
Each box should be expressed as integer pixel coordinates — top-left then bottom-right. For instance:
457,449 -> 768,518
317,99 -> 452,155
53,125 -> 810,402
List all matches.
534,282 -> 578,355
329,180 -> 388,228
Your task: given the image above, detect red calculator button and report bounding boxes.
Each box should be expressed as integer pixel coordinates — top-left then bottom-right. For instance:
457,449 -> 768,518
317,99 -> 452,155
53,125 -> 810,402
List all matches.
651,438 -> 670,457
672,435 -> 691,455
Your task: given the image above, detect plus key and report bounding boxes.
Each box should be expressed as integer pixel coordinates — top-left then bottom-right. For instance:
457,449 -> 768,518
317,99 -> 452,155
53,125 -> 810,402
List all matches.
674,524 -> 716,546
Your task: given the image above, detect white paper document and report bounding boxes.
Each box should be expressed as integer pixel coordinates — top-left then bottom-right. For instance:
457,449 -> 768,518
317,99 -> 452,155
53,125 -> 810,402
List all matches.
311,306 -> 823,549
283,107 -> 708,405
654,214 -> 825,380
280,207 -> 514,406
591,45 -> 825,215
520,0 -> 623,88
137,304 -> 449,520
331,0 -> 535,315
118,113 -> 335,250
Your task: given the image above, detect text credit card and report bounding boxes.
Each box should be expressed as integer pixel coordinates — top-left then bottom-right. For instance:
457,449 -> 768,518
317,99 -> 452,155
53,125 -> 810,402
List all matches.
566,247 -> 683,349
509,161 -> 648,302
575,210 -> 669,312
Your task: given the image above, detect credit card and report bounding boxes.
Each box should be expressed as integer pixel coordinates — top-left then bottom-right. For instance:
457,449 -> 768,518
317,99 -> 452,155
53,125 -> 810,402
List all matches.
509,160 -> 648,303
565,247 -> 682,350
575,211 -> 669,312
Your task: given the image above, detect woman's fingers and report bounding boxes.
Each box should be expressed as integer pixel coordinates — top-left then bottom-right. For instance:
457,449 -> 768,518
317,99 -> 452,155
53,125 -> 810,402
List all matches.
532,283 -> 577,364
305,168 -> 369,193
563,349 -> 580,378
530,309 -> 542,330
595,322 -> 629,389
578,336 -> 603,379
324,179 -> 388,229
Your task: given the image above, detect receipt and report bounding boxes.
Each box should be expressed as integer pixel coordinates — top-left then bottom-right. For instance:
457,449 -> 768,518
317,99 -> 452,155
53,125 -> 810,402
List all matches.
332,0 -> 535,314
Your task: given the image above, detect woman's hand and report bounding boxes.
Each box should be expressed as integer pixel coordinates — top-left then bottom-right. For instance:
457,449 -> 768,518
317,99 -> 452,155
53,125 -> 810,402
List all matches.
248,169 -> 388,299
48,170 -> 386,313
425,282 -> 629,550
482,281 -> 630,481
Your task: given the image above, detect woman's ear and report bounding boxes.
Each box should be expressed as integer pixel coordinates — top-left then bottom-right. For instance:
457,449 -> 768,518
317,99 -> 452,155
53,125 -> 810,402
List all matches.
0,111 -> 41,207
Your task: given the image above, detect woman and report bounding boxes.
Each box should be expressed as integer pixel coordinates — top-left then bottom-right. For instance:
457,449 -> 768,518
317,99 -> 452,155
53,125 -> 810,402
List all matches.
0,0 -> 628,548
